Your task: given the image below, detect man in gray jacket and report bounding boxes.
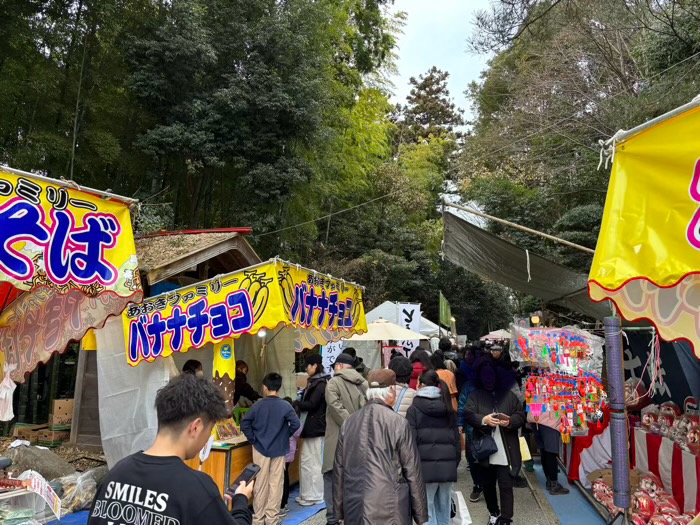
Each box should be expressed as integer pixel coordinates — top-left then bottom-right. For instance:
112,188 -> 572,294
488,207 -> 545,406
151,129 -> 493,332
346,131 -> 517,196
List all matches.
323,353 -> 368,525
333,369 -> 428,525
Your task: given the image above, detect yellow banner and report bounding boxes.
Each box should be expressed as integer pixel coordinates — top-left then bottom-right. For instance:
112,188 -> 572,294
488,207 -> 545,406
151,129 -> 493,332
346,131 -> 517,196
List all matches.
213,338 -> 236,411
589,106 -> 700,290
125,260 -> 367,366
0,168 -> 140,297
589,104 -> 700,357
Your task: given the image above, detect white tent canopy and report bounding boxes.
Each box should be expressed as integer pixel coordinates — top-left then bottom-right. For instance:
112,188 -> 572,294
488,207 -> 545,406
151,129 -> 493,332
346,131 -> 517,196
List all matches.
480,329 -> 511,341
365,301 -> 441,337
346,319 -> 429,342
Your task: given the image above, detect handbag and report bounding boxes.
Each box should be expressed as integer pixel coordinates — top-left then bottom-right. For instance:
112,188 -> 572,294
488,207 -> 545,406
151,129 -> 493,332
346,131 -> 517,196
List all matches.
471,430 -> 498,462
450,491 -> 472,525
519,436 -> 532,462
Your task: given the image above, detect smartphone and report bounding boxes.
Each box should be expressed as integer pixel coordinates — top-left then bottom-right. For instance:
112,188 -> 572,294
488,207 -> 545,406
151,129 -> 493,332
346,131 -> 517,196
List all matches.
493,413 -> 511,422
226,463 -> 261,497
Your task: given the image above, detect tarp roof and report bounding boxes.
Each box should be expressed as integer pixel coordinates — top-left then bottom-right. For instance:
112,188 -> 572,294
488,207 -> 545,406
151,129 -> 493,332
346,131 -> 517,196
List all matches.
365,301 -> 441,337
443,211 -> 610,320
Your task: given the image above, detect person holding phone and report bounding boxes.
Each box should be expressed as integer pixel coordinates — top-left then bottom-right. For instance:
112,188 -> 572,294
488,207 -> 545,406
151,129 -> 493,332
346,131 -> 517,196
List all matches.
465,359 -> 525,525
87,374 -> 254,525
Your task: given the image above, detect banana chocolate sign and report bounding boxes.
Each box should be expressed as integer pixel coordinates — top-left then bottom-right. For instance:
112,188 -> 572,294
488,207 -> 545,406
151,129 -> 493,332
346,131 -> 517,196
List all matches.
124,259 -> 367,366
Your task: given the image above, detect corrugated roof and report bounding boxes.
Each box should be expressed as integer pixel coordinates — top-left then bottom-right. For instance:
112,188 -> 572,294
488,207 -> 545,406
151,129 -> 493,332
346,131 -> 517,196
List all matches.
136,232 -> 239,272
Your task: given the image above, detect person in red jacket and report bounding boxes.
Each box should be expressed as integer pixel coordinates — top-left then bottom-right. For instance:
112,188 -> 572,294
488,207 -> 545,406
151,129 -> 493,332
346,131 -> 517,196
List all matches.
409,350 -> 433,389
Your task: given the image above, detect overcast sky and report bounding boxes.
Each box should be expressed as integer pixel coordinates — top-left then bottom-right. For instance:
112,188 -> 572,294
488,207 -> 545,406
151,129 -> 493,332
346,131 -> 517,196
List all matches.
390,0 -> 492,119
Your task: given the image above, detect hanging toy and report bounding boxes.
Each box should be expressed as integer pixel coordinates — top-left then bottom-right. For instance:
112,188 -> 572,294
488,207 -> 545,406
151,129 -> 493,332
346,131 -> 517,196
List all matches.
593,408 -> 604,429
560,425 -> 571,444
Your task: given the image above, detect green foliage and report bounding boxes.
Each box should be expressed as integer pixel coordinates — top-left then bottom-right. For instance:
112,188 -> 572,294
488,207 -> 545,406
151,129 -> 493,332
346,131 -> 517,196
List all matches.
460,0 -> 700,326
397,66 -> 465,143
0,0 -> 514,338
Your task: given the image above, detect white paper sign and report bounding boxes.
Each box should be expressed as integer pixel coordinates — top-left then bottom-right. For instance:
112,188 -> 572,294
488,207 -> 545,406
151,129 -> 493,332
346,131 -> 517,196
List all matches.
396,303 -> 421,358
18,470 -> 61,520
322,341 -> 344,376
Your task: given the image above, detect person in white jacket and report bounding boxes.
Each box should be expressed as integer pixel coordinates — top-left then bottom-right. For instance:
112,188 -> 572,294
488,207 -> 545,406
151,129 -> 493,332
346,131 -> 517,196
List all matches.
388,356 -> 417,417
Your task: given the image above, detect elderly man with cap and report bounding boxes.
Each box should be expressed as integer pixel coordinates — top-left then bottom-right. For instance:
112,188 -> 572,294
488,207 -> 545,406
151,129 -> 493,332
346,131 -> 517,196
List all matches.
294,353 -> 330,506
388,356 -> 417,417
323,352 -> 368,525
333,369 -> 428,525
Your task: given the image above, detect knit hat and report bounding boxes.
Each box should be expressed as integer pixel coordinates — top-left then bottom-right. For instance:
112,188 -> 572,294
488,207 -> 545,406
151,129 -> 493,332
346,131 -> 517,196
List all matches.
388,356 -> 412,383
304,353 -> 323,367
333,353 -> 355,367
367,369 -> 396,388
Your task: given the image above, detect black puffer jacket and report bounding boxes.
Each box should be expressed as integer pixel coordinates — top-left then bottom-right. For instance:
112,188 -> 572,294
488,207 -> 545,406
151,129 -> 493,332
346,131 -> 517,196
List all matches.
406,389 -> 461,483
297,373 -> 329,438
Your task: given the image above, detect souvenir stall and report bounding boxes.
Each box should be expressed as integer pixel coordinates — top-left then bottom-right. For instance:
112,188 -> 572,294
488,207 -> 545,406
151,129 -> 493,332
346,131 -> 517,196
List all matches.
98,258 -> 367,495
0,165 -> 142,521
587,97 -> 700,524
511,325 -> 606,441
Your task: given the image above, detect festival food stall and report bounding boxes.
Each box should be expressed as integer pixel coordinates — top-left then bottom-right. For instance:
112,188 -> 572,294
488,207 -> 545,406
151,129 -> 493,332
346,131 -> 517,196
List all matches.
0,165 -> 142,521
101,258 -> 366,495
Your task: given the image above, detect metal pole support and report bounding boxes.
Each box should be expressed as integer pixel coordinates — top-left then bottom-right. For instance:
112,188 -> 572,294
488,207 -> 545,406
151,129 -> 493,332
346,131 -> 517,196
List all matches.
604,316 -> 631,512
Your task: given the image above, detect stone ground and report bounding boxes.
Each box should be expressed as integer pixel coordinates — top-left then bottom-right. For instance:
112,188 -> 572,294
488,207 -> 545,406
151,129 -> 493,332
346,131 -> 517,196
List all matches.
300,461 -> 561,525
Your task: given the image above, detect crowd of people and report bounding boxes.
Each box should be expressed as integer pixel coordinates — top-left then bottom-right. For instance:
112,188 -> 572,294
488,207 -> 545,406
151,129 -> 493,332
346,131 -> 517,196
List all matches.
88,340 -> 571,525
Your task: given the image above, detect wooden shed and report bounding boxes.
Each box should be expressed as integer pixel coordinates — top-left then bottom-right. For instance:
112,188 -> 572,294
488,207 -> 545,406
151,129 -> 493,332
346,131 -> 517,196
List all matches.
71,229 -> 261,450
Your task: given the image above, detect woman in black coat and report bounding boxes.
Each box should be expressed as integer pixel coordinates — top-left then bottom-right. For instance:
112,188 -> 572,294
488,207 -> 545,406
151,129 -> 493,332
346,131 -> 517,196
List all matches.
407,370 -> 460,525
465,359 -> 525,525
294,353 -> 329,505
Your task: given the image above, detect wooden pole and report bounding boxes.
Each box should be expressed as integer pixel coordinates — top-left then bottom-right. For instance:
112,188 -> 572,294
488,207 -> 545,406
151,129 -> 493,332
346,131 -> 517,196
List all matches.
444,200 -> 596,255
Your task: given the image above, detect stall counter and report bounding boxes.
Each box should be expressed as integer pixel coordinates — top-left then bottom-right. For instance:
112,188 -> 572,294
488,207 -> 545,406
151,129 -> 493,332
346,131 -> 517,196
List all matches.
185,438 -> 301,496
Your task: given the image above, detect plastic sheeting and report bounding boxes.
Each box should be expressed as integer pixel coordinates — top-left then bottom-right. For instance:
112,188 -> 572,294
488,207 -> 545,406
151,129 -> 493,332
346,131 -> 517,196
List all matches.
97,323 -> 305,467
443,211 -> 609,320
96,317 -> 172,468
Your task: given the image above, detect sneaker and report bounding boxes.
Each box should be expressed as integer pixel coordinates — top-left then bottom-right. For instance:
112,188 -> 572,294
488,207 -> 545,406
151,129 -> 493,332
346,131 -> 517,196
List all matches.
488,515 -> 499,525
297,498 -> 321,507
514,475 -> 528,488
469,487 -> 483,502
524,460 -> 535,473
279,506 -> 289,516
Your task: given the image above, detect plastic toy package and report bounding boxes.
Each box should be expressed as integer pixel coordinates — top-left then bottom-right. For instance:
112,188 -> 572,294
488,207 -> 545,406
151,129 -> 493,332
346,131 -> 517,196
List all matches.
510,325 -> 604,375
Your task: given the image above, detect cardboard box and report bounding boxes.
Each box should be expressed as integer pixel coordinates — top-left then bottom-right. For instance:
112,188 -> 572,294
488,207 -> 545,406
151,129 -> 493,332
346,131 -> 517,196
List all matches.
13,424 -> 48,441
48,415 -> 71,430
37,430 -> 70,443
50,399 -> 74,426
295,373 -> 309,390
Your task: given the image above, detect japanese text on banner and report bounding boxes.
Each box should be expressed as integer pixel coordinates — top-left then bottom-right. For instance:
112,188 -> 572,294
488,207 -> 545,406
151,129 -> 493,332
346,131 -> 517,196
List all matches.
125,261 -> 366,366
0,168 -> 140,297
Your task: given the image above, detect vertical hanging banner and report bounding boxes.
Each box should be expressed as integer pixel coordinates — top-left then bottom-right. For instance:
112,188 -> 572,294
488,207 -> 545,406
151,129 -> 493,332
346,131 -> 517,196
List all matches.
213,338 -> 235,410
0,167 -> 142,381
439,291 -> 452,329
322,341 -> 344,377
588,101 -> 700,359
125,259 -> 367,366
396,303 -> 421,358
